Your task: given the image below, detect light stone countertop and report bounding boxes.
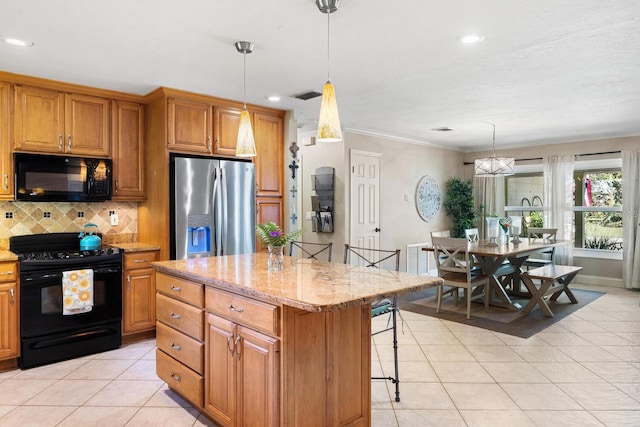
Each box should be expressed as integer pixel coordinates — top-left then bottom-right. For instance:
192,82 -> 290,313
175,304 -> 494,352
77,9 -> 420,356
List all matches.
109,242 -> 161,252
0,250 -> 18,262
153,253 -> 442,312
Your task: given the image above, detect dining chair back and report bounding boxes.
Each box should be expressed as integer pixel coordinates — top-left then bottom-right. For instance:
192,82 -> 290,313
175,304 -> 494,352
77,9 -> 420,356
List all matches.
343,244 -> 402,402
464,228 -> 480,243
525,227 -> 558,269
289,241 -> 333,262
432,236 -> 489,319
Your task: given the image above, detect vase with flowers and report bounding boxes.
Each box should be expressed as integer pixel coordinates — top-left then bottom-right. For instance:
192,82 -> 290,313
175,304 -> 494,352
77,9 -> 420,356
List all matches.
256,222 -> 304,271
499,216 -> 512,244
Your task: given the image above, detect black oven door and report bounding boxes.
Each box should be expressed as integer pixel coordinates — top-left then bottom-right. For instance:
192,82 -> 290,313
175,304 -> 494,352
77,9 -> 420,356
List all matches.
21,265 -> 122,338
20,264 -> 123,368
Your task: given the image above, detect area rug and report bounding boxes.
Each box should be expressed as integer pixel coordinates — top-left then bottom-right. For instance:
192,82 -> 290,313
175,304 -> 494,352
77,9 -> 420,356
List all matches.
397,287 -> 605,338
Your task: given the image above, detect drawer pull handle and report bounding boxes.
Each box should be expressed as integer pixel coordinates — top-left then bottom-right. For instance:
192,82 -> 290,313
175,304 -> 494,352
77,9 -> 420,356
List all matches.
170,372 -> 181,382
229,305 -> 244,313
170,342 -> 182,351
10,288 -> 14,305
134,259 -> 148,263
0,271 -> 13,275
170,312 -> 182,319
58,134 -> 63,150
171,285 -> 182,292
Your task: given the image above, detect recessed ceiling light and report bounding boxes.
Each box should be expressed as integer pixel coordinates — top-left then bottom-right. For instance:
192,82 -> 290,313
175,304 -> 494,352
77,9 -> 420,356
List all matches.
2,36 -> 34,47
267,95 -> 280,102
457,33 -> 485,44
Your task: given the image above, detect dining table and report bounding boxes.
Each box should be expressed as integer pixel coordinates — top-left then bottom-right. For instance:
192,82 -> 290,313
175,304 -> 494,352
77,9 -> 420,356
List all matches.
424,239 -> 567,311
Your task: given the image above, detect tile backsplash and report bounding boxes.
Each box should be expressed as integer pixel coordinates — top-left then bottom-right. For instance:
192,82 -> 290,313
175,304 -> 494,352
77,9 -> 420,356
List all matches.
0,201 -> 137,249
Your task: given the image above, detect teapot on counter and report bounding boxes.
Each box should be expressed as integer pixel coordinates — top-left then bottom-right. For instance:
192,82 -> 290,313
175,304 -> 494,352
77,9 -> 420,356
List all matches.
78,223 -> 102,250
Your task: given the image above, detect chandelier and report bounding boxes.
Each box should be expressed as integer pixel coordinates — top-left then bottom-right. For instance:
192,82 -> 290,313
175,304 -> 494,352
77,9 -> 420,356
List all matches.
474,123 -> 514,176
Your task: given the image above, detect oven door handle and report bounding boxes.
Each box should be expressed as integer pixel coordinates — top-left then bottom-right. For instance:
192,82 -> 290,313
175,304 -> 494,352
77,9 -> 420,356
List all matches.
92,267 -> 122,275
23,273 -> 63,282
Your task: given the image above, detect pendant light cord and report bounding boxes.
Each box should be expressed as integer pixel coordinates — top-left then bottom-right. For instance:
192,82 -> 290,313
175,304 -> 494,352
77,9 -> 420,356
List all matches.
327,10 -> 331,82
243,51 -> 247,109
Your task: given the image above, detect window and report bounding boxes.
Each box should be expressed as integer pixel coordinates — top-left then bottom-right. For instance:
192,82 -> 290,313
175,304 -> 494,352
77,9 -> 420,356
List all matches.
504,160 -> 623,252
575,170 -> 622,251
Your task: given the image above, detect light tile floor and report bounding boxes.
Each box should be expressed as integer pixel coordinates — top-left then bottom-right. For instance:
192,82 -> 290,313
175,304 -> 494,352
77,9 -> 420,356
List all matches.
0,284 -> 638,426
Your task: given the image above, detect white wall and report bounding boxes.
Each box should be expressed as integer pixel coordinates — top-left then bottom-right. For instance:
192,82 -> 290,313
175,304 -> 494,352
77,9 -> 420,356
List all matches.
297,130 -> 465,270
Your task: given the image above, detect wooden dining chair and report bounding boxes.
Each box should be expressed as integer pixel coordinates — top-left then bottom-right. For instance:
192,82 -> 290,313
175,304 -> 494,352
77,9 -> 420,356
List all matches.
432,236 -> 490,319
524,227 -> 557,270
289,241 -> 333,262
343,244 -> 402,402
464,228 -> 480,243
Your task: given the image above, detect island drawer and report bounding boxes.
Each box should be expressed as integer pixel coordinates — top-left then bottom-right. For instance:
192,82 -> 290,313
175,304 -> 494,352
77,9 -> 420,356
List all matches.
156,349 -> 203,408
205,287 -> 279,336
0,262 -> 16,283
157,293 -> 204,341
156,273 -> 204,307
156,322 -> 204,374
124,251 -> 159,269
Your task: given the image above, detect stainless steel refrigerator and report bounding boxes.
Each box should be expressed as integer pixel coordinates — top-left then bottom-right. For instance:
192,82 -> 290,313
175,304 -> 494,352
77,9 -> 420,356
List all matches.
171,155 -> 256,259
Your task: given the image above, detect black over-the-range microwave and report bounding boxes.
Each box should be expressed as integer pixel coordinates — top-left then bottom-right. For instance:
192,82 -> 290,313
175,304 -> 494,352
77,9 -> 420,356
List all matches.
15,153 -> 112,202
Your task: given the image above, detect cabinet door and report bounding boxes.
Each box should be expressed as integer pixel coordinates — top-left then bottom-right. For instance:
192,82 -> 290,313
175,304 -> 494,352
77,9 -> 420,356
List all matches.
112,101 -> 145,200
123,267 -> 156,334
168,98 -> 213,154
14,85 -> 65,153
237,326 -> 279,427
0,282 -> 19,360
253,113 -> 283,197
213,106 -> 243,156
0,82 -> 12,199
65,93 -> 110,156
205,313 -> 236,427
256,198 -> 283,251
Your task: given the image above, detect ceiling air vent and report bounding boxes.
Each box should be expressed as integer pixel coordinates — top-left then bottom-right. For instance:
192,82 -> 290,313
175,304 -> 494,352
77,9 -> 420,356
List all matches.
431,127 -> 455,132
293,90 -> 322,100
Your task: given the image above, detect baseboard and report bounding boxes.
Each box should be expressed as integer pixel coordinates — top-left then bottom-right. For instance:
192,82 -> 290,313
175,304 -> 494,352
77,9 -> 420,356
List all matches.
575,274 -> 624,288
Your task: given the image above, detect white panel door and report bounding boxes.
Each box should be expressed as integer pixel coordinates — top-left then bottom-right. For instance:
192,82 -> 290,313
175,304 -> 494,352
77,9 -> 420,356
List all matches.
349,150 -> 381,262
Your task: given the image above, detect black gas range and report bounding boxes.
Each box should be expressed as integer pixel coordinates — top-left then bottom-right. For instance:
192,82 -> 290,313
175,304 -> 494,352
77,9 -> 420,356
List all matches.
10,232 -> 123,369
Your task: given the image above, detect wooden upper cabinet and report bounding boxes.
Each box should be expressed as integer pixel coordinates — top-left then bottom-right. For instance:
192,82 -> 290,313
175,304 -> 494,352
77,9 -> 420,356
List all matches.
14,85 -> 64,153
14,86 -> 110,156
213,105 -> 243,156
112,101 -> 145,200
0,82 -> 13,200
167,98 -> 213,154
254,112 -> 283,197
65,93 -> 110,156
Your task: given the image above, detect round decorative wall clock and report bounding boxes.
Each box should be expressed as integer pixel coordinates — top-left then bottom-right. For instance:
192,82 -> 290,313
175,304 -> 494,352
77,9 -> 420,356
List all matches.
415,175 -> 441,222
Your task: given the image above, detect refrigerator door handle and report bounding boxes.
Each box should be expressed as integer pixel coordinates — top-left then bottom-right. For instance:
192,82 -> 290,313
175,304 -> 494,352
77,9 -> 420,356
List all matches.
220,167 -> 228,256
213,167 -> 222,256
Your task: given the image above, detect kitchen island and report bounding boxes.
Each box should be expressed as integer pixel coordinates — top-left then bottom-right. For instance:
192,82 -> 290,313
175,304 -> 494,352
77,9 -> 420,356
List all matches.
153,253 -> 442,427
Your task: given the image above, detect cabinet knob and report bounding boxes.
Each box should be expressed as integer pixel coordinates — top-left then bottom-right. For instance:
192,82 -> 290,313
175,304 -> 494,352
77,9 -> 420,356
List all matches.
170,342 -> 182,351
170,312 -> 182,319
228,304 -> 244,313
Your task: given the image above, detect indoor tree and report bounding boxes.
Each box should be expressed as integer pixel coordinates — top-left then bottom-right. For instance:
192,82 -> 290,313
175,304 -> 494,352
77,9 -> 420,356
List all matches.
442,177 -> 477,238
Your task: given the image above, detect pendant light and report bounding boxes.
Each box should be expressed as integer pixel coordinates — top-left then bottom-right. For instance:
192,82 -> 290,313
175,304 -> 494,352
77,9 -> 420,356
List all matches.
316,0 -> 342,142
235,41 -> 257,157
474,123 -> 514,176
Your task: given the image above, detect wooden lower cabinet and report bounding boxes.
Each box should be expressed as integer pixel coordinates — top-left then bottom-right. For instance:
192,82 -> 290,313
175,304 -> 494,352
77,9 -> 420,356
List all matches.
205,313 -> 280,427
155,271 -> 371,427
0,262 -> 19,361
156,272 -> 205,409
122,251 -> 158,336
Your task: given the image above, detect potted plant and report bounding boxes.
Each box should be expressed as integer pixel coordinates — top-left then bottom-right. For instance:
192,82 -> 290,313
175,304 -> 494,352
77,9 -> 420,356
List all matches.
442,177 -> 477,238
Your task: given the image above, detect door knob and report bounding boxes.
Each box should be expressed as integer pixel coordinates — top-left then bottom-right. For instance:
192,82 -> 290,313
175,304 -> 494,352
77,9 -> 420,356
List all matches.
374,227 -> 381,232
